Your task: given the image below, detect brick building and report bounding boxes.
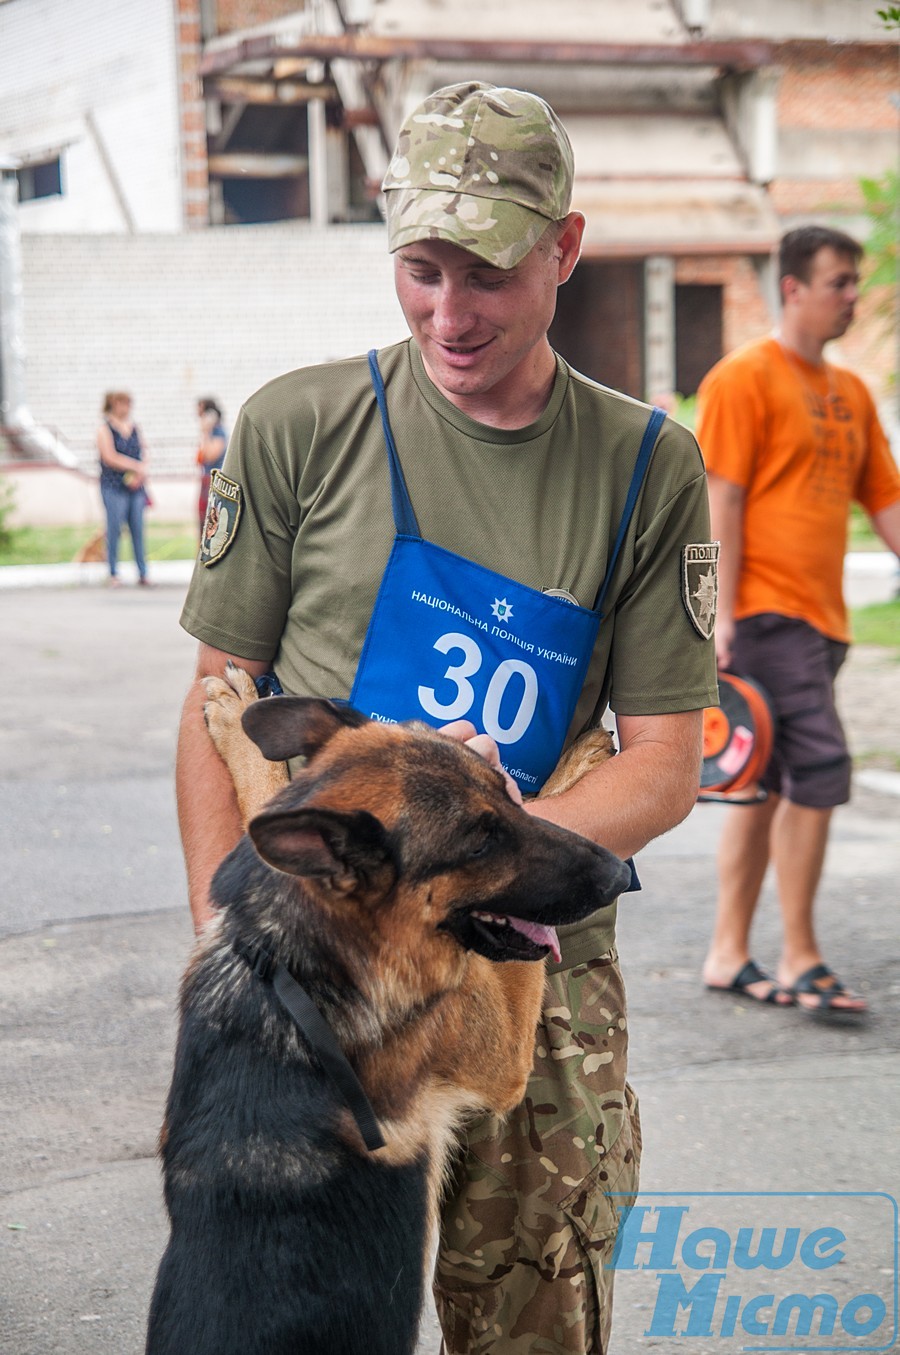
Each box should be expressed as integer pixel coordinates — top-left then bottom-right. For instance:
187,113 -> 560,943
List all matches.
181,0 -> 900,406
0,0 -> 897,495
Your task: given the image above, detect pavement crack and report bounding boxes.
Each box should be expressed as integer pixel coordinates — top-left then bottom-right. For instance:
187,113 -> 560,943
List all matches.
2,1155 -> 159,1198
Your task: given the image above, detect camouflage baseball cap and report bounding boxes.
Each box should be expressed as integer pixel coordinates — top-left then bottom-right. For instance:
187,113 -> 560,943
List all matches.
382,82 -> 574,270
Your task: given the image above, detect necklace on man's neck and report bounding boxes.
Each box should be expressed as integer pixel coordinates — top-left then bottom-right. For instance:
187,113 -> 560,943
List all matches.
773,332 -> 837,405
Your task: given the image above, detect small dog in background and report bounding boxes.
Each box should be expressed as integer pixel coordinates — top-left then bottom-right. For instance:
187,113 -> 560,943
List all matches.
73,527 -> 107,563
146,667 -> 626,1355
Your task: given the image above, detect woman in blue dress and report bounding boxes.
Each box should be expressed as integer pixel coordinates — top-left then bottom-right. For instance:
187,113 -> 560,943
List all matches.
96,390 -> 150,587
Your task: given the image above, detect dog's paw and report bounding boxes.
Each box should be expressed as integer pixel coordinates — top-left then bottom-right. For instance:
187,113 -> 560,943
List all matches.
207,659 -> 260,705
540,726 -> 616,799
203,663 -> 258,758
203,664 -> 289,824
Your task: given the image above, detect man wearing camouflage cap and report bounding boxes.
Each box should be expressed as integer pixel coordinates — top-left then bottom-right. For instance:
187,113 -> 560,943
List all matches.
177,81 -> 717,1352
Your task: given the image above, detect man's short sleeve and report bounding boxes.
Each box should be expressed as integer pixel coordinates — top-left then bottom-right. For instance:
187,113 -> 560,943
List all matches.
605,425 -> 719,715
696,353 -> 764,488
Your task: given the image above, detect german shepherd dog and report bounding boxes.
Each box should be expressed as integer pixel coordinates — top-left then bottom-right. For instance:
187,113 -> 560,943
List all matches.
146,665 -> 627,1355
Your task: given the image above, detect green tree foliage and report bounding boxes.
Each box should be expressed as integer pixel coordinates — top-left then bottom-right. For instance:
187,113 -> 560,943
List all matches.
0,475 -> 17,550
858,6 -> 900,366
859,170 -> 899,295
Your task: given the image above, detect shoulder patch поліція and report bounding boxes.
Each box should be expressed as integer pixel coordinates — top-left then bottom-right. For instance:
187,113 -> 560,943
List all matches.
200,471 -> 242,567
681,543 -> 719,639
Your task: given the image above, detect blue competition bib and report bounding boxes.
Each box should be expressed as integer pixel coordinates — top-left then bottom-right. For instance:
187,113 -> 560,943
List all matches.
350,351 -> 664,794
353,533 -> 600,793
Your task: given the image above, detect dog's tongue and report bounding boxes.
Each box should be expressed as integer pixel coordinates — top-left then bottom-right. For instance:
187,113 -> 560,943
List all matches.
507,917 -> 561,964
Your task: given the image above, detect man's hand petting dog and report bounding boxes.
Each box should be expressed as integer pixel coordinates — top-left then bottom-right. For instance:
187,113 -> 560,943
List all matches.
438,717 -> 524,805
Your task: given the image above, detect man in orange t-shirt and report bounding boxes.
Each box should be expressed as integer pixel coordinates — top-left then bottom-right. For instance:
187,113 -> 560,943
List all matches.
698,225 -> 900,1018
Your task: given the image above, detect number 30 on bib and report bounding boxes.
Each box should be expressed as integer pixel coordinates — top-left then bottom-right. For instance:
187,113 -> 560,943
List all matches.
418,632 -> 539,744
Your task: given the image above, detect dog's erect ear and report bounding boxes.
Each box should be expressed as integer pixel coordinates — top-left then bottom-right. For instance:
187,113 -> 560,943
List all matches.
248,805 -> 394,885
241,697 -> 368,763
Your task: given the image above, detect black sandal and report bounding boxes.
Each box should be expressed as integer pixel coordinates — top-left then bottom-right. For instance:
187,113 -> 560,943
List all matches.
706,959 -> 794,1007
787,964 -> 868,1020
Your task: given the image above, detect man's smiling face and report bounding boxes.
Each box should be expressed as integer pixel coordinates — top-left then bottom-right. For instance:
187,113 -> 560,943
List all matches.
393,220 -> 581,422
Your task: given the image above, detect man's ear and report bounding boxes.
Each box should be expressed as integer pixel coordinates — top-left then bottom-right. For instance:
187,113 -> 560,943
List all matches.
556,212 -> 585,286
781,273 -> 801,308
248,805 -> 394,886
241,697 -> 367,763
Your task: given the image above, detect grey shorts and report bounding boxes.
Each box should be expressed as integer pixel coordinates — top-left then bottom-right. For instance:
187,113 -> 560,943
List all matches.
731,613 -> 851,809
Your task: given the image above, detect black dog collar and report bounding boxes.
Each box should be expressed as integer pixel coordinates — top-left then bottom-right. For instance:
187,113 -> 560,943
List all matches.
235,943 -> 386,1153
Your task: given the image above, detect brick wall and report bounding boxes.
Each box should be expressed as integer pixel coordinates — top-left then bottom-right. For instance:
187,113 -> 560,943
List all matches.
19,223 -> 407,474
215,0 -> 301,32
174,0 -> 209,229
777,43 -> 899,132
772,42 -> 899,221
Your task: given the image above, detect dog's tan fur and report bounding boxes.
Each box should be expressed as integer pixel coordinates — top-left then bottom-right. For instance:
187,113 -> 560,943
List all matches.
200,666 -> 616,1242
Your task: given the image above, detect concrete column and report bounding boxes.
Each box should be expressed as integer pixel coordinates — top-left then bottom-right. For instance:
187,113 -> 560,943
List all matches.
754,253 -> 779,327
0,172 -> 76,464
721,67 -> 780,186
679,0 -> 710,34
0,172 -> 26,422
644,255 -> 675,403
325,126 -> 350,223
308,98 -> 329,227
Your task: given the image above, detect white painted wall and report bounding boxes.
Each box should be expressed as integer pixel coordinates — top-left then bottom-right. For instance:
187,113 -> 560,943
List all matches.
19,222 -> 407,477
704,0 -> 888,41
0,0 -> 183,233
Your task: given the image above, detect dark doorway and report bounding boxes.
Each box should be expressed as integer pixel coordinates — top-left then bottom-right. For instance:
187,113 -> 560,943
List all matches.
216,103 -> 311,224
675,284 -> 723,395
549,261 -> 645,399
221,174 -> 309,225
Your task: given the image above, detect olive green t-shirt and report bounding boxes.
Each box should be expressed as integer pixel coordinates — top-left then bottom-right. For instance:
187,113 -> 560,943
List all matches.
181,339 -> 717,965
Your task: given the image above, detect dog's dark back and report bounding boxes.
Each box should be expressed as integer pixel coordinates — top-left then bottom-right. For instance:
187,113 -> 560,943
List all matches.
146,862 -> 431,1355
149,1162 -> 427,1355
149,1132 -> 427,1355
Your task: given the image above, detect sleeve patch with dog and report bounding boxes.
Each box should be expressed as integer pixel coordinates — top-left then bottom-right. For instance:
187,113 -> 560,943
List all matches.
682,542 -> 719,638
200,470 -> 242,566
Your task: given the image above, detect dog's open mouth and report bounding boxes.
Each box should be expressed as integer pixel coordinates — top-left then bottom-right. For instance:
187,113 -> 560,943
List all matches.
468,909 -> 561,963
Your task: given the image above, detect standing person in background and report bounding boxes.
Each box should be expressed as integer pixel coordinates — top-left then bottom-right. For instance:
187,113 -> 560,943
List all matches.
195,398 -> 228,538
699,225 -> 900,1017
96,390 -> 151,588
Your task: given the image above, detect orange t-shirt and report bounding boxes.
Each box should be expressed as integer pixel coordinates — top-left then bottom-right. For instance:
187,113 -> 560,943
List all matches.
697,336 -> 900,642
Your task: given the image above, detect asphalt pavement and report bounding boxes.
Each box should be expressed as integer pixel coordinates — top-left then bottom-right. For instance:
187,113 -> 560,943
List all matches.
1,574 -> 898,1355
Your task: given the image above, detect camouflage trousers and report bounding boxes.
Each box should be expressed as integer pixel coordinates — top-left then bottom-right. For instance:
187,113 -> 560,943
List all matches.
433,949 -> 641,1355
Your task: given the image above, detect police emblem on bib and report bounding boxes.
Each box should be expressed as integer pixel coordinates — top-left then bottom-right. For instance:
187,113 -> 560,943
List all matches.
200,470 -> 242,567
682,542 -> 719,639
